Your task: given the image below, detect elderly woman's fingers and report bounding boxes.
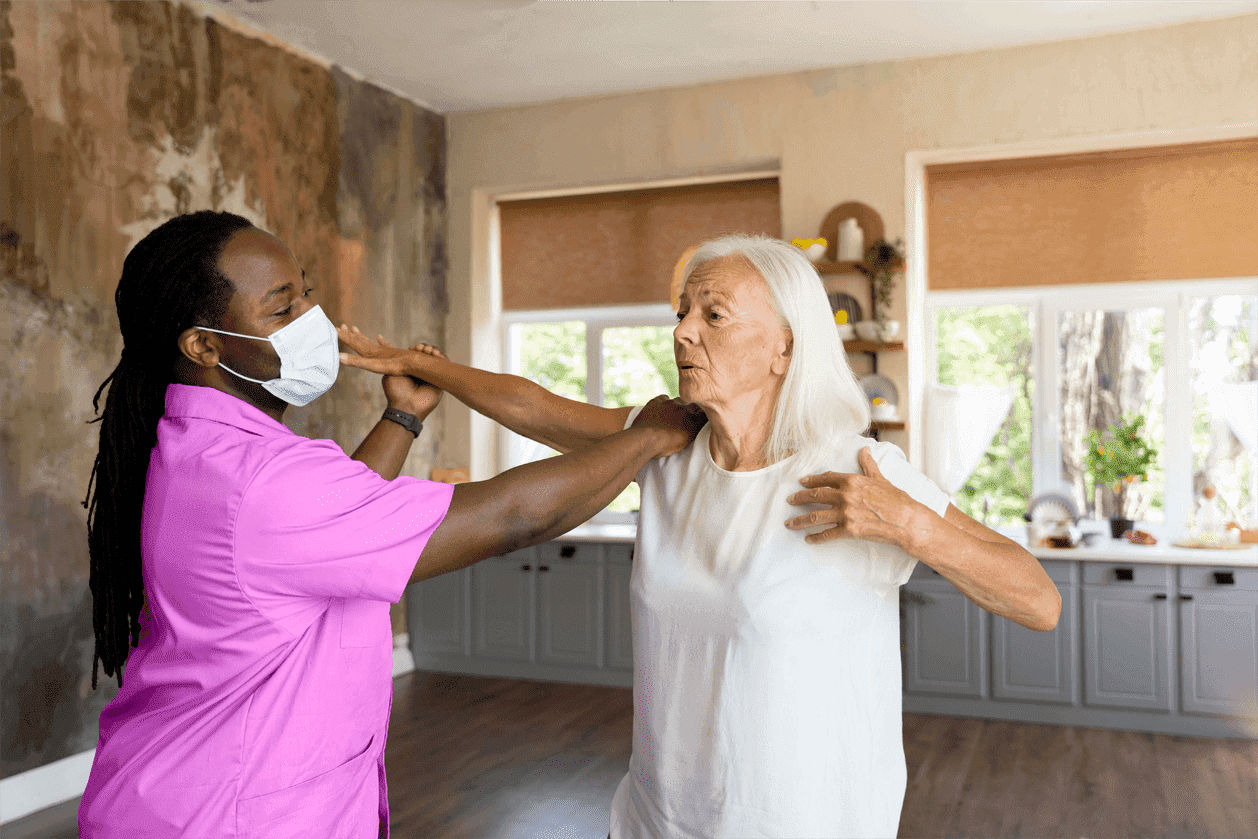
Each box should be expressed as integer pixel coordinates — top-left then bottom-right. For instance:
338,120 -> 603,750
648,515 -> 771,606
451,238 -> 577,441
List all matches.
857,447 -> 885,479
797,470 -> 850,490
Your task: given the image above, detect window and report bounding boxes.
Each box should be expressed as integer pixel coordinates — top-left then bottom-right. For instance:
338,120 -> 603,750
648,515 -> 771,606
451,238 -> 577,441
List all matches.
928,282 -> 1257,534
1189,295 -> 1258,522
934,305 -> 1034,523
504,305 -> 679,521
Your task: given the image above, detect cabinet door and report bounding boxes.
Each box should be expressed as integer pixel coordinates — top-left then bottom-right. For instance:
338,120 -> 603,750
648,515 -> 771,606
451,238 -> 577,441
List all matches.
992,582 -> 1076,704
406,568 -> 469,659
605,548 -> 634,671
902,580 -> 986,697
536,543 -> 602,667
1180,591 -> 1258,717
472,550 -> 535,661
1083,585 -> 1172,712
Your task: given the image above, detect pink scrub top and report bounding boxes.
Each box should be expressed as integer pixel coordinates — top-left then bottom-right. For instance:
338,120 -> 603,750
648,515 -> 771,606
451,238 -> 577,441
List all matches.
79,384 -> 454,838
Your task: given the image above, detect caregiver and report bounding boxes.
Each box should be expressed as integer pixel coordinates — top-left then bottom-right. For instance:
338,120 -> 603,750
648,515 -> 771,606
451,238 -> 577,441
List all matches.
336,233 -> 1061,838
78,210 -> 703,837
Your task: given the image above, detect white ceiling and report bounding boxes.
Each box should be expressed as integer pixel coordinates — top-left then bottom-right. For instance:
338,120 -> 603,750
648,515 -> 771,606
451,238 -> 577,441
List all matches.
206,0 -> 1258,113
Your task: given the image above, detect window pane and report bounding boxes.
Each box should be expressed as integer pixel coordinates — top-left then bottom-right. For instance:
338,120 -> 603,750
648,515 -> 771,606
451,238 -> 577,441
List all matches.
602,325 -> 679,513
1189,295 -> 1257,523
1059,308 -> 1165,522
508,322 -> 587,467
935,306 -> 1034,524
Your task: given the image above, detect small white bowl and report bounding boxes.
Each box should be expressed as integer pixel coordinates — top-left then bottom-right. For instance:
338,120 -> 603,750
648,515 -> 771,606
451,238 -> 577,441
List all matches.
877,320 -> 900,340
871,402 -> 898,421
804,242 -> 827,262
854,321 -> 881,341
836,323 -> 855,340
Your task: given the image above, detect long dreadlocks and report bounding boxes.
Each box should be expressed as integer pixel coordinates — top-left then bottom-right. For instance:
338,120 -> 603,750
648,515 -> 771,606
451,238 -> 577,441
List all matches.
83,211 -> 254,688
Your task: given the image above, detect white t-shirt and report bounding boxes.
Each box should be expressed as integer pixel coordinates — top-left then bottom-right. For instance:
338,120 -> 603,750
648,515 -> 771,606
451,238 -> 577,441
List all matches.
609,412 -> 951,839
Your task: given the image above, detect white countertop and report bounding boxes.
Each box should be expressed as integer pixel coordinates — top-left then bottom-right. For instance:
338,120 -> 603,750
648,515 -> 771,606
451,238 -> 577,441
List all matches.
562,523 -> 1258,566
1029,540 -> 1257,567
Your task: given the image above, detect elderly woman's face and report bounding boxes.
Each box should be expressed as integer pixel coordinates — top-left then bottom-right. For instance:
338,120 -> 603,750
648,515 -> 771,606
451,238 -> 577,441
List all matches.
674,255 -> 791,412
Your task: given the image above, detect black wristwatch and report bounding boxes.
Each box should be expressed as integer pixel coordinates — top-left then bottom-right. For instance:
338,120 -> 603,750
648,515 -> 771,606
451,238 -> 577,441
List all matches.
382,407 -> 423,438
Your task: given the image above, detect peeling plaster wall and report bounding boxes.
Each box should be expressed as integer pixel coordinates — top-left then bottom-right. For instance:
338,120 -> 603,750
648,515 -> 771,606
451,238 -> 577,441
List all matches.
0,0 -> 447,779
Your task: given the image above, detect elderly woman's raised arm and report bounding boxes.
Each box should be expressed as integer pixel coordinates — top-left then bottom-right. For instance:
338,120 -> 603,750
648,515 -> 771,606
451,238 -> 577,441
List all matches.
785,447 -> 1061,632
336,326 -> 632,452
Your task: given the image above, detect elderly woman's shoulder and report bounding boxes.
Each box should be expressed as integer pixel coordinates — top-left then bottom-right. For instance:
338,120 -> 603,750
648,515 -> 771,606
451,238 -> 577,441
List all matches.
788,437 -> 918,487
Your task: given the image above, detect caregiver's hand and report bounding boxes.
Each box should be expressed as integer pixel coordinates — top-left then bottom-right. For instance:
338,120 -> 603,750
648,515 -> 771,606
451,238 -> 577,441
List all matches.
337,324 -> 443,419
632,395 -> 708,457
785,446 -> 930,550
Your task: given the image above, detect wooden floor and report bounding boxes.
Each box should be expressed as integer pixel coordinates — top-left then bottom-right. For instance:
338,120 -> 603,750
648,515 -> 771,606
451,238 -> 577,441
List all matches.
7,671 -> 1256,838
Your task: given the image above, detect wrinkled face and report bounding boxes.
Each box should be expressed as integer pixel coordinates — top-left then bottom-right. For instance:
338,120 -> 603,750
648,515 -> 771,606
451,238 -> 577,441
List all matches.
673,255 -> 792,412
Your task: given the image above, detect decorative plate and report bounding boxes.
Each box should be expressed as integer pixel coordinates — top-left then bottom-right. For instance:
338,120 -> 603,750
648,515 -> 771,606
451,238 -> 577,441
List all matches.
1170,539 -> 1250,550
1027,492 -> 1080,524
827,292 -> 862,327
859,373 -> 898,407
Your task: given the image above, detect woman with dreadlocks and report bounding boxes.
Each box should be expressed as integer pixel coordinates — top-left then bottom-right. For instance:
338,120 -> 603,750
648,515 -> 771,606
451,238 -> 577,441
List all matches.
78,210 -> 704,837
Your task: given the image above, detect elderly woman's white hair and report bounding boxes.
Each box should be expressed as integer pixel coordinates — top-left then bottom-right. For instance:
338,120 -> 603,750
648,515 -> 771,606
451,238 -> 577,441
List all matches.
681,233 -> 871,464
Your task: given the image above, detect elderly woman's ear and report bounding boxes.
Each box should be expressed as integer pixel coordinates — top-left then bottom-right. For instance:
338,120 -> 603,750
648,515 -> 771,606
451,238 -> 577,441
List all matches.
770,333 -> 793,376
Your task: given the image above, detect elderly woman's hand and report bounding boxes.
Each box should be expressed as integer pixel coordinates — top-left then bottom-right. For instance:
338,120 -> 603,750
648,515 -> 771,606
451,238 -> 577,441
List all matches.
785,446 -> 931,551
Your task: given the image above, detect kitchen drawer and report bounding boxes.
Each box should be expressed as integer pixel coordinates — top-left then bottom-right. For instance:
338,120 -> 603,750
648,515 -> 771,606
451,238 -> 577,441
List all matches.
537,541 -> 603,566
1038,559 -> 1076,585
1082,562 -> 1172,588
1178,566 -> 1258,592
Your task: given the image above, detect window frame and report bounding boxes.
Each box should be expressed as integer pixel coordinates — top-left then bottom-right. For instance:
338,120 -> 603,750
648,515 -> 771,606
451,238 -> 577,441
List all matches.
925,277 -> 1257,535
501,302 -> 679,523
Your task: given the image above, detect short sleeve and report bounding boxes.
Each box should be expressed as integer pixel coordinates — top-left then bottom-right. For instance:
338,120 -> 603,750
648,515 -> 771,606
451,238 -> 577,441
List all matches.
235,438 -> 453,621
866,440 -> 952,588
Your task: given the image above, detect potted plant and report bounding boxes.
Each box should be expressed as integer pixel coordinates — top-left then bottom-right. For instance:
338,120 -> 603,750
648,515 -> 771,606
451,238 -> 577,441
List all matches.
856,238 -> 904,340
1084,413 -> 1158,538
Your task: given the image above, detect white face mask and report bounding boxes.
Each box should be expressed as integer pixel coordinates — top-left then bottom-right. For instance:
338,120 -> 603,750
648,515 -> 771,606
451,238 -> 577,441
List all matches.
197,305 -> 340,407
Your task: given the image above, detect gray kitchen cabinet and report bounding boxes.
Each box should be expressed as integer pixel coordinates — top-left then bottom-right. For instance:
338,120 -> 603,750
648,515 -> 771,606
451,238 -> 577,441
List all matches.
408,566 -> 469,659
536,542 -> 603,667
605,545 -> 635,670
992,560 -> 1076,704
902,566 -> 987,698
1179,566 -> 1258,717
472,548 -> 536,661
1082,563 -> 1173,713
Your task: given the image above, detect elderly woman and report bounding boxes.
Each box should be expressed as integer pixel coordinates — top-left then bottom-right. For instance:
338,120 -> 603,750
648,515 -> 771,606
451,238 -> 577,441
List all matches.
338,234 -> 1060,839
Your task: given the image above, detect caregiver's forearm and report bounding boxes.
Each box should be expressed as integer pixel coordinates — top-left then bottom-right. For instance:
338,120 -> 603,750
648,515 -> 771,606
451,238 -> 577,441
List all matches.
909,509 -> 1061,632
350,416 -> 414,481
393,352 -> 625,452
411,426 -> 669,582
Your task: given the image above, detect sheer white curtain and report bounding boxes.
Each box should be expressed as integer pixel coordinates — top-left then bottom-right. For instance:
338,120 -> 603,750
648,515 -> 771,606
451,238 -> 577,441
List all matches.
924,384 -> 1016,496
1212,381 -> 1257,454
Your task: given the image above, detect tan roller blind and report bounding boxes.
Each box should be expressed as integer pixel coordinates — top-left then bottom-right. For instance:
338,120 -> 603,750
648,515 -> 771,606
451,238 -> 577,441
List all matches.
499,178 -> 780,310
926,138 -> 1258,290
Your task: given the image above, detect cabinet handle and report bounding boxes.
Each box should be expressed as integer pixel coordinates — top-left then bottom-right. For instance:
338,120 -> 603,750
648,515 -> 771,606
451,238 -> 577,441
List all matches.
521,564 -> 531,572
1213,571 -> 1235,586
538,565 -> 550,572
1153,593 -> 1167,600
560,545 -> 576,558
1114,567 -> 1134,582
1179,594 -> 1194,601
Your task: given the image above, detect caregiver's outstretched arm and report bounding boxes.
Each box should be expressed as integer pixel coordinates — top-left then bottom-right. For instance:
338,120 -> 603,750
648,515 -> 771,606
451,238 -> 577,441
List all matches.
337,325 -> 629,452
786,447 -> 1061,632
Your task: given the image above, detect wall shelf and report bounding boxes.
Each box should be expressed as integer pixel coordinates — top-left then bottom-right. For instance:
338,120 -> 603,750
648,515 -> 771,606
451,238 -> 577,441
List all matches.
870,420 -> 906,431
843,339 -> 905,353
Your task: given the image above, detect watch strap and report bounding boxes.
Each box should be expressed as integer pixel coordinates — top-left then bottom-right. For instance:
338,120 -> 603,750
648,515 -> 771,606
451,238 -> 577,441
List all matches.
382,407 -> 422,438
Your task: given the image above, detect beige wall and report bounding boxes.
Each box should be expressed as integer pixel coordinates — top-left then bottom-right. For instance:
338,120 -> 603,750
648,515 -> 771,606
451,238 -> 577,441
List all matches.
444,14 -> 1258,473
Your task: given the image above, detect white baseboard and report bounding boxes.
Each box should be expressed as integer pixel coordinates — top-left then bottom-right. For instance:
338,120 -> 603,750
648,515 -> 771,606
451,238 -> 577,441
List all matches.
0,634 -> 416,826
0,747 -> 94,825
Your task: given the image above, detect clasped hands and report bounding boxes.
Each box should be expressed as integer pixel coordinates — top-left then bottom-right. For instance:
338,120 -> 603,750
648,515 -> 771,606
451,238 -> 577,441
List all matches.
337,324 -> 445,419
786,447 -> 927,552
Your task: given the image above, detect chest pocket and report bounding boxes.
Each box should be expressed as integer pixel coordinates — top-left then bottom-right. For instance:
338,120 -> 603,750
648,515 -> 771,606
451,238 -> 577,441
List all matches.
338,598 -> 391,648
